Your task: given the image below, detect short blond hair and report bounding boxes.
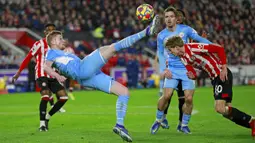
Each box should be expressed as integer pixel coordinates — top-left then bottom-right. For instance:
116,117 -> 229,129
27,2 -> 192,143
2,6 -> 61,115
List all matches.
165,36 -> 184,49
164,6 -> 177,16
46,30 -> 62,46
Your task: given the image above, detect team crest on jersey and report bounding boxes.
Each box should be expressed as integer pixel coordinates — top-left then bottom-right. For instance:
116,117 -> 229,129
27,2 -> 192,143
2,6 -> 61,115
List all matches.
198,44 -> 204,49
179,32 -> 184,38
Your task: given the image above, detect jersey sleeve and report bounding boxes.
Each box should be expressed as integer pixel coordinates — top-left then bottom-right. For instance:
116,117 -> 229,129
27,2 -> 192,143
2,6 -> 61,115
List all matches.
187,26 -> 212,44
17,50 -> 33,72
17,41 -> 40,72
157,35 -> 166,73
205,44 -> 227,64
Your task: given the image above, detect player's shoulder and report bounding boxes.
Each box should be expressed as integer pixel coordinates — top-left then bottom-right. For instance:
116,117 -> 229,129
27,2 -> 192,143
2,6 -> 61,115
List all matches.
32,38 -> 45,47
46,48 -> 59,60
178,24 -> 191,29
158,28 -> 168,38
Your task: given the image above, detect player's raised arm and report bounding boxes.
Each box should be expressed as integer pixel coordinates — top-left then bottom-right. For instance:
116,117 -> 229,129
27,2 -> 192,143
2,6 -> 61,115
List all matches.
187,26 -> 212,44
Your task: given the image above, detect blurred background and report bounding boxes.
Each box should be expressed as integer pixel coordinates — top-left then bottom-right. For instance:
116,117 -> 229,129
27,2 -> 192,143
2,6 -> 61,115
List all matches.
0,0 -> 254,94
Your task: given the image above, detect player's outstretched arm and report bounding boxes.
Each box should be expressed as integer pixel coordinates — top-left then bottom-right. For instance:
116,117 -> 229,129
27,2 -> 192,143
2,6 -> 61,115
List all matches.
12,51 -> 33,83
187,27 -> 212,44
44,61 -> 66,83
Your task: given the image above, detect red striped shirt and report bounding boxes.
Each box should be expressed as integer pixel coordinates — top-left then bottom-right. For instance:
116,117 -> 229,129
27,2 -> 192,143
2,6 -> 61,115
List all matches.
18,38 -> 51,79
180,43 -> 227,79
32,38 -> 52,79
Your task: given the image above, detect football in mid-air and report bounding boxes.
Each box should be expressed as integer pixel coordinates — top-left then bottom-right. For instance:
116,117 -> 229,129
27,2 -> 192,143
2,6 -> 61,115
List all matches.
136,4 -> 154,22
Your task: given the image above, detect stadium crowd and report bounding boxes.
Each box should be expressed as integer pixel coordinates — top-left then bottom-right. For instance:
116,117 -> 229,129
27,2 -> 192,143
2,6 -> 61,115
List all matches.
0,0 -> 254,66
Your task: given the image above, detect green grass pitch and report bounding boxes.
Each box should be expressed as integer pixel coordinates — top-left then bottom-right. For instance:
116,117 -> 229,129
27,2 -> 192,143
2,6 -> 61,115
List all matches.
0,86 -> 254,143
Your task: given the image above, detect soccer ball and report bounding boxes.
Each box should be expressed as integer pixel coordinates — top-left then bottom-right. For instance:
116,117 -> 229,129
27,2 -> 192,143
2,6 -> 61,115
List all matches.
136,4 -> 154,22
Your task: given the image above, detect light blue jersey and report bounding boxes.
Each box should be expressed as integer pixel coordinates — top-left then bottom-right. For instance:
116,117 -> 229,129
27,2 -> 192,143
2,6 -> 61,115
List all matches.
157,24 -> 211,90
46,48 -> 81,80
46,48 -> 113,93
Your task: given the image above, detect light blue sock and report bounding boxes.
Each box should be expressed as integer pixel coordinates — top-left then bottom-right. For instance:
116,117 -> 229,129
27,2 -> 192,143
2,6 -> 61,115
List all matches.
116,95 -> 129,126
114,29 -> 146,51
182,114 -> 191,126
156,110 -> 164,122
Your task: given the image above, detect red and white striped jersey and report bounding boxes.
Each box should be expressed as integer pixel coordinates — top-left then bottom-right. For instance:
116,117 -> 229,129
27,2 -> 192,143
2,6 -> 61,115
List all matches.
18,38 -> 52,79
180,43 -> 227,79
31,38 -> 52,79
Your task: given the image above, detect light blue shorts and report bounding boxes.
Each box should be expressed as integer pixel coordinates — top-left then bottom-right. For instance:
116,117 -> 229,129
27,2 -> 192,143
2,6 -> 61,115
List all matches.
79,49 -> 106,79
78,71 -> 113,93
163,67 -> 195,90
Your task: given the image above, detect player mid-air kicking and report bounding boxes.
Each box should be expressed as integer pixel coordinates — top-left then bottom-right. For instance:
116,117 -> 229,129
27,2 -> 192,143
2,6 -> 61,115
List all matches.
43,16 -> 160,142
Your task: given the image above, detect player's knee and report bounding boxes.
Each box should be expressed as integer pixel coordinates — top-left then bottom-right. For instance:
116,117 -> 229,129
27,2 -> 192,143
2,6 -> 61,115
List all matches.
56,90 -> 68,102
121,87 -> 130,96
109,44 -> 115,49
57,89 -> 67,96
41,89 -> 50,95
41,94 -> 50,101
185,94 -> 193,104
215,105 -> 225,114
163,93 -> 172,101
59,95 -> 68,102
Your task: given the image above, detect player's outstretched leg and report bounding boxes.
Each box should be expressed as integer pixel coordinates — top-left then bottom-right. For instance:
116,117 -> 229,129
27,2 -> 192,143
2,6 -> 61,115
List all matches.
100,15 -> 160,60
79,15 -> 161,80
110,81 -> 132,142
217,103 -> 255,139
250,118 -> 255,139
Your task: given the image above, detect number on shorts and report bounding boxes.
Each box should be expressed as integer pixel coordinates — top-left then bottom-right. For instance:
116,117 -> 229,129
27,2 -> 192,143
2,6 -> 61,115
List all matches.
215,85 -> 223,95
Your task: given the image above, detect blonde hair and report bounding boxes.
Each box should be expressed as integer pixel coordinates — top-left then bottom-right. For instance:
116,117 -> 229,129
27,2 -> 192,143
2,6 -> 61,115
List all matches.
164,6 -> 177,16
46,30 -> 62,46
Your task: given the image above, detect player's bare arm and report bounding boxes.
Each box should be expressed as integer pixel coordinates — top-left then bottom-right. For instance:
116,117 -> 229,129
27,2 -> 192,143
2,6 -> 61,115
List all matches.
12,51 -> 34,83
44,61 -> 66,83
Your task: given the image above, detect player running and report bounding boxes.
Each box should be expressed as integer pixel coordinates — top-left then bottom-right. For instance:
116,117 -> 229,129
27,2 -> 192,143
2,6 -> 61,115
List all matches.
43,16 -> 160,142
150,7 -> 212,134
12,24 -> 68,131
166,36 -> 255,139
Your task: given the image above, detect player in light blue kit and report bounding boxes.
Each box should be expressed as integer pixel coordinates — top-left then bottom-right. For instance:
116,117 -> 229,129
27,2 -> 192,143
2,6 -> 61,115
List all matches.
43,16 -> 160,143
150,7 -> 212,134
